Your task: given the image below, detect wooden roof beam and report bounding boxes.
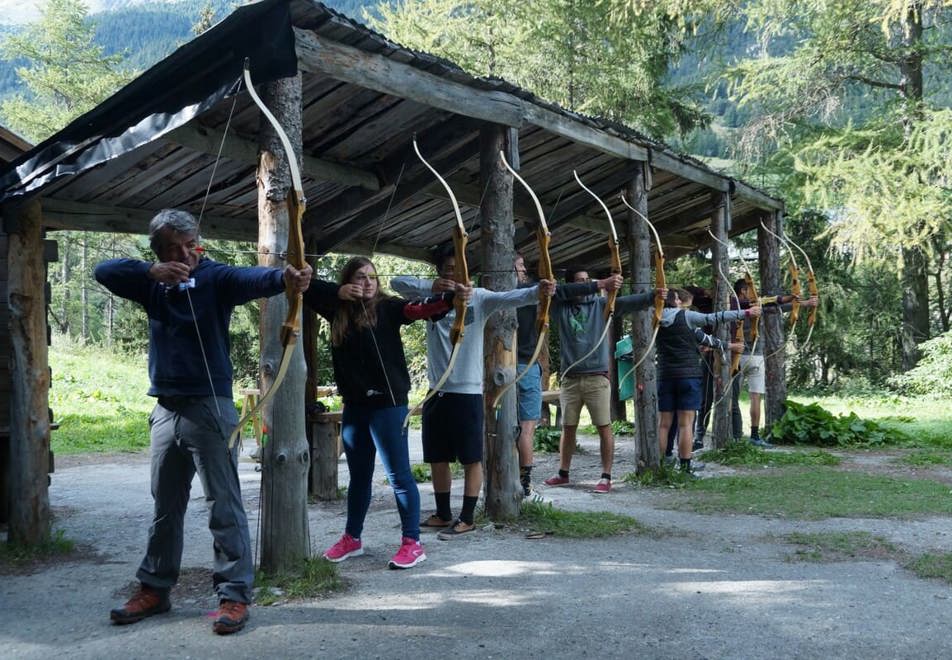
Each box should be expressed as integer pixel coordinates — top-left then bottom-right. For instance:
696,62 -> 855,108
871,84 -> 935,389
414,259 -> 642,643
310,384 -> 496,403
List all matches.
165,123 -> 380,191
308,133 -> 479,253
293,29 -> 649,164
40,198 -> 255,240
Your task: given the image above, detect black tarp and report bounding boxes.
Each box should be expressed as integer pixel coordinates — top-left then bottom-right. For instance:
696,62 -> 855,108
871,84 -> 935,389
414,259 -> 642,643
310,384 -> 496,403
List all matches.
0,0 -> 298,203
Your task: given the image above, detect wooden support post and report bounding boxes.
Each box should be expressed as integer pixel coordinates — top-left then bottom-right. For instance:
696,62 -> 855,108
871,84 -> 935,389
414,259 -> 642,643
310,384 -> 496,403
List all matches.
627,164 -> 659,471
711,192 -> 732,448
256,73 -> 310,571
480,124 -> 521,520
5,199 -> 51,545
760,211 -> 788,430
309,413 -> 340,500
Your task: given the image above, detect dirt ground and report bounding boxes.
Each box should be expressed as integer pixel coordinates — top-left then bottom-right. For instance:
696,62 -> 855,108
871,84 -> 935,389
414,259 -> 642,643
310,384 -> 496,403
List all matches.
3,432 -> 952,659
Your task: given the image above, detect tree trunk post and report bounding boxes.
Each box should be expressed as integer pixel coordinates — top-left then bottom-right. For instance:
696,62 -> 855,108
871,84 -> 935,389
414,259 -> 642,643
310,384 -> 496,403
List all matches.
5,199 -> 52,545
256,73 -> 310,571
626,163 -> 659,472
711,192 -> 732,449
760,211 -> 787,430
480,124 -> 521,520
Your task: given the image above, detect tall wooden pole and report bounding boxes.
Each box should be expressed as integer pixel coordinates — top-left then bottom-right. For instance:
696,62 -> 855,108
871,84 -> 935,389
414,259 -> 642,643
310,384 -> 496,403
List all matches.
627,163 -> 659,472
480,124 -> 521,519
760,210 -> 787,429
5,199 -> 51,545
256,73 -> 310,571
711,192 -> 732,448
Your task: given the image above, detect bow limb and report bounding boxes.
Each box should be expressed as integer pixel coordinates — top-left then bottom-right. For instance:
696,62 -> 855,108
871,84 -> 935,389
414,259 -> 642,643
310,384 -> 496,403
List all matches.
617,193 -> 665,386
782,233 -> 818,349
404,136 -> 469,426
229,59 -> 307,449
560,171 -> 621,378
491,151 -> 553,409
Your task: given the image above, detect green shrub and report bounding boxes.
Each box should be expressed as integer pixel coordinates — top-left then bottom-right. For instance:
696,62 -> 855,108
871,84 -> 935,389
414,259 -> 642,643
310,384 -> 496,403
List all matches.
770,400 -> 909,447
533,426 -> 562,453
889,330 -> 952,397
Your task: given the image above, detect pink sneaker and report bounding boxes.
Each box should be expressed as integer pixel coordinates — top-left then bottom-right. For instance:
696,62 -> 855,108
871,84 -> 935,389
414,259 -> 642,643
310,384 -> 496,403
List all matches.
592,479 -> 611,494
543,474 -> 570,486
388,537 -> 426,569
323,533 -> 364,562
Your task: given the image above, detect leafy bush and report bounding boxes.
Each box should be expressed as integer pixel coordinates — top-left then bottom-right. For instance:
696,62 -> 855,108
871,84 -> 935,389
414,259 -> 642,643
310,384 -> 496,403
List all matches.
770,401 -> 909,447
533,426 -> 562,453
888,330 -> 952,397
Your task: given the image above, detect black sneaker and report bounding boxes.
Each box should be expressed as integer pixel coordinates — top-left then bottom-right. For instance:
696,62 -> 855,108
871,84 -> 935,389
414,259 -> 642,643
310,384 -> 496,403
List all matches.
749,436 -> 773,448
692,439 -> 704,451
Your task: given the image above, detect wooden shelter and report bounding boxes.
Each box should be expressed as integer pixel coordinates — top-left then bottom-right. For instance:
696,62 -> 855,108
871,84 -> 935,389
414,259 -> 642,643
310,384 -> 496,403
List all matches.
0,0 -> 789,532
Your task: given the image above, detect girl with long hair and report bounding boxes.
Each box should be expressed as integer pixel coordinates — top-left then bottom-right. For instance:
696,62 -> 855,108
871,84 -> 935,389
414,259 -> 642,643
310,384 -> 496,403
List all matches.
303,256 -> 465,569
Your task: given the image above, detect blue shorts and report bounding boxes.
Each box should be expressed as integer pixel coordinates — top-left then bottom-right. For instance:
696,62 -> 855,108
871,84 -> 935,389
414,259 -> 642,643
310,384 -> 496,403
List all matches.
658,377 -> 703,412
515,362 -> 542,422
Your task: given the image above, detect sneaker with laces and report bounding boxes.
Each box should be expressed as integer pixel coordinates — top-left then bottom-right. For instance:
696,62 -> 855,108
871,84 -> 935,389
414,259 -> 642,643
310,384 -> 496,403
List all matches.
110,584 -> 171,625
750,436 -> 773,448
323,533 -> 364,562
524,486 -> 546,503
543,474 -> 570,486
213,600 -> 249,635
592,479 -> 611,494
388,537 -> 426,569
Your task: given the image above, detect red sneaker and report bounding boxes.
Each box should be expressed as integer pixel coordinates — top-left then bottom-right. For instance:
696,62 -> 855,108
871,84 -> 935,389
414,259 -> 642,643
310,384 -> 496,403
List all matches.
543,474 -> 570,486
388,537 -> 426,569
110,584 -> 171,625
323,533 -> 364,562
592,479 -> 611,494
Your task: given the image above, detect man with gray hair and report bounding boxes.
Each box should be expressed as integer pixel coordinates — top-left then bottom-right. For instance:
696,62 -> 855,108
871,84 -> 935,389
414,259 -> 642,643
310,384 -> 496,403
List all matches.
95,208 -> 312,634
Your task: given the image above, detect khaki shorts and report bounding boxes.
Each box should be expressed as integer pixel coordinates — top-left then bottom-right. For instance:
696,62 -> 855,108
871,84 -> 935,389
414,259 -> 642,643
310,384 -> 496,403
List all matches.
560,374 -> 612,427
738,354 -> 766,394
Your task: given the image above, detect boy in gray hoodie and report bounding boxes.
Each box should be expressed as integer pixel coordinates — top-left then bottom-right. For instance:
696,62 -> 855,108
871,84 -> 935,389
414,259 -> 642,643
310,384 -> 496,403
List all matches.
543,268 -> 665,494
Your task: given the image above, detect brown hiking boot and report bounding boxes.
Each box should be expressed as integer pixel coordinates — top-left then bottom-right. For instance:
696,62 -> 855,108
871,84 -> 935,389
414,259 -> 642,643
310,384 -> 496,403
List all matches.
213,600 -> 249,635
110,584 -> 171,624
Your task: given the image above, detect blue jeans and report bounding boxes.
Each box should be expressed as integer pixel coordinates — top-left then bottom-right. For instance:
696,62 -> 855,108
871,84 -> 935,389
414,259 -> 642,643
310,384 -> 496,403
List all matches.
341,404 -> 420,541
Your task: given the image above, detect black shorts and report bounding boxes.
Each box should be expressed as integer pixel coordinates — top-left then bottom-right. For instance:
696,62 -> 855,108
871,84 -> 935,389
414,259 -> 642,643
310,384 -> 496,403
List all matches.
421,392 -> 483,465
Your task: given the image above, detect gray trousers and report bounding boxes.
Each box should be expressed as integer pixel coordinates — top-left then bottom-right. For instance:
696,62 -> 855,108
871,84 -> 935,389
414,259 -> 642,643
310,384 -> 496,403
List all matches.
136,396 -> 253,604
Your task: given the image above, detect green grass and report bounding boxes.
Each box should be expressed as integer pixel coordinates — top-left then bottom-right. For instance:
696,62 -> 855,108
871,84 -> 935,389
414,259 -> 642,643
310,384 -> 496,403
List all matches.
49,335 -> 153,455
780,531 -> 898,562
704,441 -> 841,468
896,450 -> 952,467
668,468 -> 952,519
409,462 -> 464,483
517,500 -> 647,538
780,532 -> 952,587
254,557 -> 346,605
624,462 -> 697,489
0,530 -> 76,570
907,553 -> 952,585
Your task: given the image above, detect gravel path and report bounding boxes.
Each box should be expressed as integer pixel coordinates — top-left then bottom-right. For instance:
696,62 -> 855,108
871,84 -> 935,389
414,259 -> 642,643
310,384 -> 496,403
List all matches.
3,433 -> 951,659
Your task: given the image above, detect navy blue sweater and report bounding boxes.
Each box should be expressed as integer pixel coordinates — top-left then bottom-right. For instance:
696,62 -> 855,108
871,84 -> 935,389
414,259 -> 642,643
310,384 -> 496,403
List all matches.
94,258 -> 286,398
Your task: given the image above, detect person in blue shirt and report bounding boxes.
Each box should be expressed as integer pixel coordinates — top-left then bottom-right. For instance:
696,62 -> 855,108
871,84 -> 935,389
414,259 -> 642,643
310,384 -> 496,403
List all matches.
96,208 -> 311,635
